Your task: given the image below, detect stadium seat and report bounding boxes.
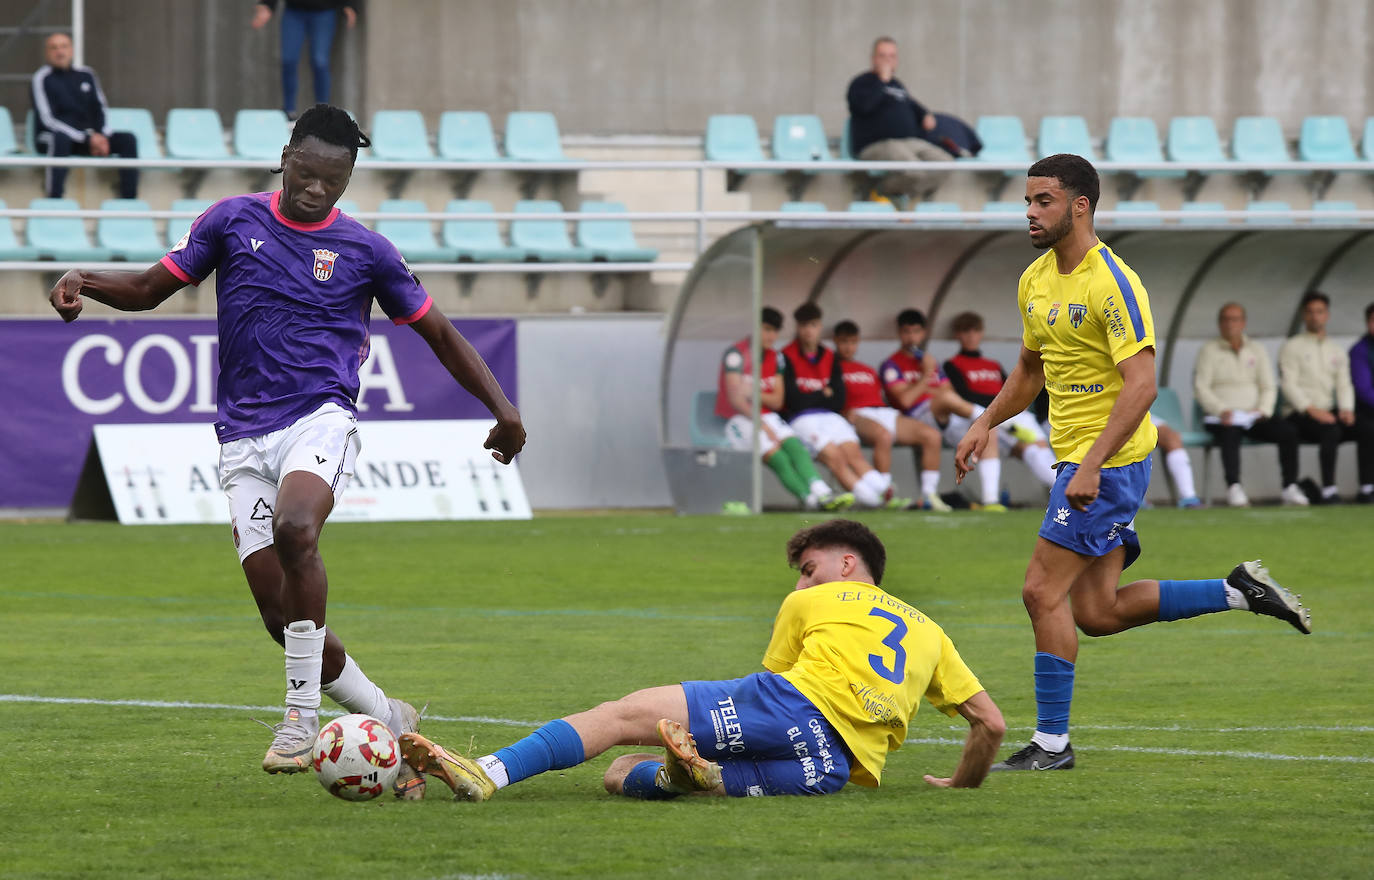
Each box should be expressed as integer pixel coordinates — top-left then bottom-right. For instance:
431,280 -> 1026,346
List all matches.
1230,117 -> 1291,164
1298,116 -> 1357,162
705,114 -> 765,163
1362,118 -> 1374,161
375,199 -> 457,261
504,111 -> 565,161
24,108 -> 35,153
914,201 -> 962,214
0,107 -> 16,155
106,107 -> 162,160
1112,200 -> 1163,226
1105,117 -> 1184,177
166,198 -> 213,247
780,201 -> 828,212
369,110 -> 435,161
441,199 -> 524,262
1037,115 -> 1097,160
690,390 -> 730,448
1150,388 -> 1209,447
97,199 -> 166,262
983,200 -> 1025,213
334,199 -> 361,217
26,197 -> 113,261
576,201 -> 658,262
1166,117 -> 1227,164
437,111 -> 501,161
1245,201 -> 1294,224
771,114 -> 830,162
1312,200 -> 1359,224
164,108 -> 229,159
1179,201 -> 1227,225
233,109 -> 290,161
847,201 -> 896,213
0,200 -> 39,259
510,200 -> 592,261
974,115 -> 1031,171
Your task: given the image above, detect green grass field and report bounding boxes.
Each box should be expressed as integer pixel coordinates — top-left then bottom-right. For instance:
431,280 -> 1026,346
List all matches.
2,507 -> 1370,879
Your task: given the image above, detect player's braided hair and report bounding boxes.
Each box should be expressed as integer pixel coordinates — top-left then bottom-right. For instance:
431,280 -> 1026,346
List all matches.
286,103 -> 372,163
787,519 -> 887,585
1028,153 -> 1100,213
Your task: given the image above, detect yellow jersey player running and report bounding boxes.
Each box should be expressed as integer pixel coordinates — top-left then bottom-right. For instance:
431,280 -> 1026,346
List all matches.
955,154 -> 1311,772
396,519 -> 1005,799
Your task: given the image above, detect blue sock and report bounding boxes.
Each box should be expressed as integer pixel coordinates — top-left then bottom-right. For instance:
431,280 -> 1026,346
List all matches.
493,719 -> 585,785
1034,652 -> 1075,736
619,760 -> 679,800
1158,578 -> 1228,621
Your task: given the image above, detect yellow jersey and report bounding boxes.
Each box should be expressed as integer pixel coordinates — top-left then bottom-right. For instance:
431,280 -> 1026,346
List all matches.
1018,241 -> 1159,467
761,581 -> 984,787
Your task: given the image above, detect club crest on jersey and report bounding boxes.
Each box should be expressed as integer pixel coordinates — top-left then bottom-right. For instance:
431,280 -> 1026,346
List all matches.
311,248 -> 340,282
1047,302 -> 1061,326
1068,303 -> 1087,329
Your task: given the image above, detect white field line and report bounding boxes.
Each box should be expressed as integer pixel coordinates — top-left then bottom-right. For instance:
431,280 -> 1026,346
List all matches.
5,693 -> 1372,764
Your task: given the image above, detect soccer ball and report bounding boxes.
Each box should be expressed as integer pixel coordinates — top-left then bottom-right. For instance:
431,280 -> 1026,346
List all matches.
312,713 -> 401,801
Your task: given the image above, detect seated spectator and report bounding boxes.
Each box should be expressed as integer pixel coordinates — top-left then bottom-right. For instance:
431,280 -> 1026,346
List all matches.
1193,302 -> 1305,507
715,307 -> 847,511
942,311 -> 1058,490
846,36 -> 950,202
833,320 -> 943,511
30,32 -> 138,199
1279,291 -> 1357,503
1348,302 -> 1374,503
780,303 -> 892,508
881,309 -> 1005,511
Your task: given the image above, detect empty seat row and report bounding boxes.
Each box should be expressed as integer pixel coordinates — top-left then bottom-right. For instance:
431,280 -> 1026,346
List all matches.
0,197 -> 213,260
775,199 -> 1367,223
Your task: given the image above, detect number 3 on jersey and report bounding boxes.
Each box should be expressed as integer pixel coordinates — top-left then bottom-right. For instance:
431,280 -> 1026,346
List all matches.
867,607 -> 909,684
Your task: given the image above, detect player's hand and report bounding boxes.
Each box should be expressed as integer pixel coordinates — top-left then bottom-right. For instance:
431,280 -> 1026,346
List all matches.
484,414 -> 526,464
1065,464 -> 1100,511
1307,406 -> 1335,425
1339,409 -> 1355,426
1220,409 -> 1233,425
923,774 -> 954,788
923,113 -> 937,131
954,423 -> 989,484
88,132 -> 110,157
250,4 -> 272,28
49,269 -> 86,322
342,6 -> 357,27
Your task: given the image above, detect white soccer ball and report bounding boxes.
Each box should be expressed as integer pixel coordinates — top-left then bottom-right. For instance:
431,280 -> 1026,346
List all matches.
312,713 -> 401,801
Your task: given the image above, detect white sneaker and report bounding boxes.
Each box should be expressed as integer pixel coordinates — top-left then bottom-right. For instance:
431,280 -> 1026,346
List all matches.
262,707 -> 318,774
1226,483 -> 1250,508
1280,483 -> 1310,506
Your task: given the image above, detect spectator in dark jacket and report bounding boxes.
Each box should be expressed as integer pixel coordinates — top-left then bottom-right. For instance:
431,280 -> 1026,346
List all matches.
252,0 -> 358,119
30,32 -> 138,199
845,36 -> 950,201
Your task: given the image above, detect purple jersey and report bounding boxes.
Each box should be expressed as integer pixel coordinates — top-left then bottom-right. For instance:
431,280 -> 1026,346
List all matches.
161,191 -> 432,442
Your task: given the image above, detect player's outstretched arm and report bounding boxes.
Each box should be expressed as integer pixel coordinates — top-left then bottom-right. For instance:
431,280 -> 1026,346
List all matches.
410,305 -> 525,463
48,264 -> 185,322
923,690 -> 1005,789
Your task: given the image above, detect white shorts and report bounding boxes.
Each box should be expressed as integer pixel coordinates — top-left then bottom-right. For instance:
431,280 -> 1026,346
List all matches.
219,402 -> 361,563
789,411 -> 860,456
910,400 -> 973,447
724,412 -> 795,454
850,406 -> 899,436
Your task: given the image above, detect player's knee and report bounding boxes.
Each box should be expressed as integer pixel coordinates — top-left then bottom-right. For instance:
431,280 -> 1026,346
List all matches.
1020,579 -> 1058,617
272,513 -> 320,563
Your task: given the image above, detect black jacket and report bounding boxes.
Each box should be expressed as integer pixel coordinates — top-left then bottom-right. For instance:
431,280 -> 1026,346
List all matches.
31,64 -> 109,145
846,71 -> 928,156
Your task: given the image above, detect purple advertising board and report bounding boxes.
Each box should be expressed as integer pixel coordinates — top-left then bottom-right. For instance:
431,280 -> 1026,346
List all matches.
0,317 -> 517,508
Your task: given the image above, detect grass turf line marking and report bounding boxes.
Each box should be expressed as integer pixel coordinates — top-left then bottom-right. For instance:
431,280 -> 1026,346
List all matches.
903,736 -> 1374,764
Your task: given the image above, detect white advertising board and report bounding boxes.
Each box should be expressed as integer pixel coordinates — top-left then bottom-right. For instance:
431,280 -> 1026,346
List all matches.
90,420 -> 531,524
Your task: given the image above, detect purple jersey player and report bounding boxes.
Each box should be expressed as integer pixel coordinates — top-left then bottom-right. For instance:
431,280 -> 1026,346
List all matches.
48,104 -> 525,796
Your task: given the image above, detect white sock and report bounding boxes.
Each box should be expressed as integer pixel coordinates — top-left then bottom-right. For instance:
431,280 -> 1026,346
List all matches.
477,754 -> 510,789
1031,730 -> 1070,752
1363,484 -> 1374,494
1165,448 -> 1196,498
322,654 -> 390,725
871,470 -> 892,494
980,457 -> 1001,504
1322,484 -> 1339,498
1223,585 -> 1249,610
283,620 -> 326,716
970,404 -> 986,418
1022,444 -> 1058,487
852,471 -> 884,507
920,469 -> 941,496
808,478 -> 832,498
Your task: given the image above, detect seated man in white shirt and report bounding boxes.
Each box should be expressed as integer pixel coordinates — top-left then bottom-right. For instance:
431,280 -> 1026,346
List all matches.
1279,291 -> 1357,503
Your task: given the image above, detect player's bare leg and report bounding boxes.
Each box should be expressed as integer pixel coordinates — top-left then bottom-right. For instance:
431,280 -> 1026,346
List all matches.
852,415 -> 894,473
830,441 -> 889,507
896,415 -> 949,510
1155,423 -> 1202,507
1022,538 -> 1098,662
1069,550 -> 1160,637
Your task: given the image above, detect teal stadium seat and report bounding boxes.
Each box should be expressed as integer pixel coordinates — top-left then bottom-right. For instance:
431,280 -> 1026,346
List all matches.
97,199 -> 166,261
690,390 -> 730,448
1362,118 -> 1374,161
1230,117 -> 1291,164
1180,201 -> 1227,225
233,109 -> 290,161
0,200 -> 39,259
166,198 -> 213,247
375,199 -> 456,261
164,108 -> 228,159
1112,200 -> 1163,226
1245,201 -> 1293,224
974,115 -> 1031,172
441,200 -> 524,262
24,108 -> 35,153
333,199 -> 362,219
576,201 -> 658,262
0,107 -> 20,155
438,111 -> 501,161
511,200 -> 592,261
1149,387 -> 1209,446
847,201 -> 896,213
1037,116 -> 1097,160
1105,117 -> 1185,177
705,114 -> 765,164
981,200 -> 1025,224
771,114 -> 830,162
780,201 -> 828,212
1298,116 -> 1357,162
1312,200 -> 1359,224
504,111 -> 564,161
369,110 -> 434,161
105,107 -> 161,159
26,197 -> 113,260
1167,117 -> 1227,164
983,200 -> 1025,213
914,201 -> 961,213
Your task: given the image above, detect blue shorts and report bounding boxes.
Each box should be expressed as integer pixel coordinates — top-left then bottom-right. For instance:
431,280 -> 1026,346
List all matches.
1038,458 -> 1149,569
682,671 -> 851,796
